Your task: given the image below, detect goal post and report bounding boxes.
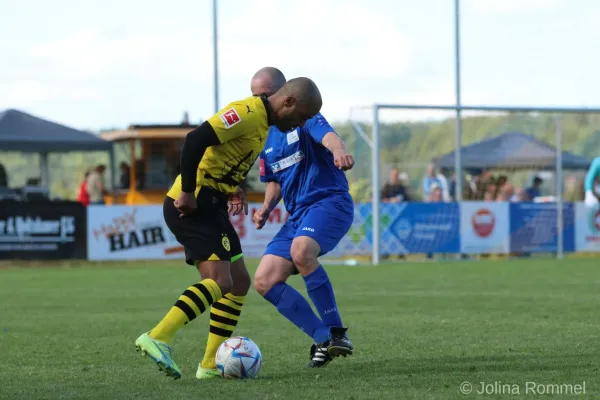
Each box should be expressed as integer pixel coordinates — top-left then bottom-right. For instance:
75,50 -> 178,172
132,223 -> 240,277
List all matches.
365,103 -> 600,265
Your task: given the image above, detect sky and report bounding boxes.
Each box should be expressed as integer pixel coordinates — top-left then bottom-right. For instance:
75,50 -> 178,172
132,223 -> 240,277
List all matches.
1,0 -> 600,131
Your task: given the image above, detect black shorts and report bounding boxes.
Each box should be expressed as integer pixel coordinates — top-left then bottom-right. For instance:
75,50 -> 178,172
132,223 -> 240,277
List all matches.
163,187 -> 242,265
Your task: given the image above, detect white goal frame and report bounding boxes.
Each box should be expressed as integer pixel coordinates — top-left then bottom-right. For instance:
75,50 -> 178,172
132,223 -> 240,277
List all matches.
355,103 -> 600,265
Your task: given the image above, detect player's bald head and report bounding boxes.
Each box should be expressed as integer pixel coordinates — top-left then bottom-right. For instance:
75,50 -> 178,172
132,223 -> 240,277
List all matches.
267,77 -> 323,132
277,77 -> 322,114
251,67 -> 286,96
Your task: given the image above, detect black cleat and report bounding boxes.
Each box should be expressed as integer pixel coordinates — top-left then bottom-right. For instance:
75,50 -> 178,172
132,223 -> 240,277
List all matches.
327,327 -> 353,358
305,343 -> 332,368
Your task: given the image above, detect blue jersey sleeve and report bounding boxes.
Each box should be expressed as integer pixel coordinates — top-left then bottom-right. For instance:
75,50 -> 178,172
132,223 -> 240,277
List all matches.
585,157 -> 600,191
305,113 -> 335,144
259,152 -> 276,183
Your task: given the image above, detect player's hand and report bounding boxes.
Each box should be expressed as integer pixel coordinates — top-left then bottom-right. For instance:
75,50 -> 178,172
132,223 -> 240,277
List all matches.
253,207 -> 270,230
333,149 -> 355,171
228,187 -> 248,216
174,192 -> 197,217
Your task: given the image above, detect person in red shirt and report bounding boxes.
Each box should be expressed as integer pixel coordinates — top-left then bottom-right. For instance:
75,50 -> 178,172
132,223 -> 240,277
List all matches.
77,171 -> 90,206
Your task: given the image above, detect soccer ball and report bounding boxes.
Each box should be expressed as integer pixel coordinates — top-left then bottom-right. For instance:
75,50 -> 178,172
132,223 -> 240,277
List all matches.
215,336 -> 262,379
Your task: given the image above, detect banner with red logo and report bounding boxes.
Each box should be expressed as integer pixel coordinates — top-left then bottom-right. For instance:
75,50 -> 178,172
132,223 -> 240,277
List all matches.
574,203 -> 600,252
460,202 -> 509,254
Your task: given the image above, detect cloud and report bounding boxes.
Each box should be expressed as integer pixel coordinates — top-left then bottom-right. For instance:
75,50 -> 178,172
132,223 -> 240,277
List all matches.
29,29 -> 173,77
468,0 -> 563,15
217,0 -> 415,81
1,0 -> 420,127
0,81 -> 48,108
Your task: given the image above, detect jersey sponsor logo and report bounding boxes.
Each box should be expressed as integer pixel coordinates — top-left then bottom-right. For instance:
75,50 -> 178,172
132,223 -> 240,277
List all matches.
270,150 -> 304,173
265,147 -> 273,154
220,108 -> 241,128
259,159 -> 266,176
301,227 -> 315,232
287,129 -> 299,145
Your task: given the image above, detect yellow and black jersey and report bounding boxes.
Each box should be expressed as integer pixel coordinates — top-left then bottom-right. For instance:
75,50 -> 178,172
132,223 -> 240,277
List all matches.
167,95 -> 270,199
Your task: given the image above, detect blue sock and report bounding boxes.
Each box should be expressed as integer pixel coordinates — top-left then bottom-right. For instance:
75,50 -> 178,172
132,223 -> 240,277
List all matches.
303,266 -> 343,328
264,282 -> 330,343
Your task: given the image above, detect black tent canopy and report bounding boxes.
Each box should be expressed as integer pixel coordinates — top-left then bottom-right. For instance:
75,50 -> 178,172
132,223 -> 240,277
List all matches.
0,109 -> 113,189
433,132 -> 591,170
0,109 -> 112,152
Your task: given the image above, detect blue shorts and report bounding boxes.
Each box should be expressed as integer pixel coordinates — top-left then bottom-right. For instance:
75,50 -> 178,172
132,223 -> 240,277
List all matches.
264,193 -> 354,262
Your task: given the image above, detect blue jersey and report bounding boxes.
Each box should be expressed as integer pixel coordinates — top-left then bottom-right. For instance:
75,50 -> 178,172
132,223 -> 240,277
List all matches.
259,113 -> 350,216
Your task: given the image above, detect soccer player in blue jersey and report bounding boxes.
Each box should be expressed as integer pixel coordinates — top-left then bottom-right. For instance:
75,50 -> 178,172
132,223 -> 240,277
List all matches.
250,67 -> 355,368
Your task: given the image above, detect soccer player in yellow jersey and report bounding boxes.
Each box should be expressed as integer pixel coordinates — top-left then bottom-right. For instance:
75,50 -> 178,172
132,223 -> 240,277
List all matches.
135,77 -> 323,379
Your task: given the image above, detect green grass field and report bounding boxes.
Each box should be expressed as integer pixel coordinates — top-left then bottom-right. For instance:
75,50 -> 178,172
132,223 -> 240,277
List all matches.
1,258 -> 599,400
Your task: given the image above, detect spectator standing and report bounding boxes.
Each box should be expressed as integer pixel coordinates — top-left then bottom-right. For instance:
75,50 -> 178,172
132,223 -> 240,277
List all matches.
382,168 -> 412,203
525,176 -> 543,201
437,167 -> 451,201
87,164 -> 108,205
496,183 -> 514,202
475,170 -> 495,200
422,163 -> 441,199
511,187 -> 525,202
426,183 -> 443,202
77,171 -> 91,206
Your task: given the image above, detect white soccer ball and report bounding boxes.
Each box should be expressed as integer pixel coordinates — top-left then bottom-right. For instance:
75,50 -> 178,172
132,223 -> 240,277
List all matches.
215,336 -> 262,379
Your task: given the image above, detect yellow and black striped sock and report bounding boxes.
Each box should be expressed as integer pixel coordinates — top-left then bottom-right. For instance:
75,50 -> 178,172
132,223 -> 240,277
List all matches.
149,279 -> 222,344
200,293 -> 245,369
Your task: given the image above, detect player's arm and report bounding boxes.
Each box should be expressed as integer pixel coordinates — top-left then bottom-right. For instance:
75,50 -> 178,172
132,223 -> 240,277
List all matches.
584,157 -> 600,199
322,132 -> 354,170
306,114 -> 354,171
180,102 -> 251,193
254,151 -> 281,229
253,182 -> 281,230
262,182 -> 282,213
180,121 -> 220,193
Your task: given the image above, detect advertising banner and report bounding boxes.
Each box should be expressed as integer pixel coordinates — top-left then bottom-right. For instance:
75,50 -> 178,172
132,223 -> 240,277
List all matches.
460,202 -> 510,254
87,205 -> 178,260
0,201 -> 87,260
87,203 -> 291,261
509,203 -> 575,253
357,203 -> 460,254
574,203 -> 600,252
